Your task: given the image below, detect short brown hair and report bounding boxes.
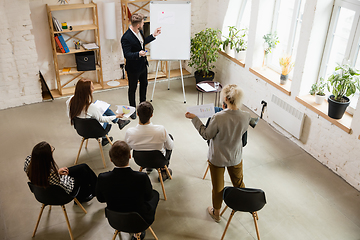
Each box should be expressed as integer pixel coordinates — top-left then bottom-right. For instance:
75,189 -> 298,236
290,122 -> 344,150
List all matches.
131,13 -> 144,26
109,141 -> 131,167
137,101 -> 153,124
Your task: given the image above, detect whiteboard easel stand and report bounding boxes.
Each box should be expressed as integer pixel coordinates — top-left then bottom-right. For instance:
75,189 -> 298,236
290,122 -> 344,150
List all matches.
150,60 -> 186,104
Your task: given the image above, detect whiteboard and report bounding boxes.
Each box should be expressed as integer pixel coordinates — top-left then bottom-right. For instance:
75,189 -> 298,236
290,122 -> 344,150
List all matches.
149,1 -> 191,60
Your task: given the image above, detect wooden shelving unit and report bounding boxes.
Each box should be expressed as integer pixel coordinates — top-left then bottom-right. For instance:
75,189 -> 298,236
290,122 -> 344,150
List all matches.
46,2 -> 103,97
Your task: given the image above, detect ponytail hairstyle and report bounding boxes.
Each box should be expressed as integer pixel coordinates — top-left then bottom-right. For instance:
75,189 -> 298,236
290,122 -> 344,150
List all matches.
27,141 -> 58,188
220,84 -> 244,108
69,78 -> 93,125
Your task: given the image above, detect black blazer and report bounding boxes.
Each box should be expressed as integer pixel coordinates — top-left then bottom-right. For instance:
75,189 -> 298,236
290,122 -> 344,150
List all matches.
121,29 -> 156,73
96,167 -> 153,217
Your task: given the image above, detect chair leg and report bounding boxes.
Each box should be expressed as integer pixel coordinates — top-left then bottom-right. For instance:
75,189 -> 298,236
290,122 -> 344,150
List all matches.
164,165 -> 172,180
220,205 -> 228,217
157,169 -> 167,201
202,161 -> 210,180
85,139 -> 89,149
73,198 -> 87,214
252,212 -> 261,240
148,226 -> 158,240
97,138 -> 107,168
112,230 -> 119,240
75,138 -> 86,165
32,204 -> 46,237
105,135 -> 113,145
61,205 -> 74,240
221,210 -> 235,240
139,167 -> 144,172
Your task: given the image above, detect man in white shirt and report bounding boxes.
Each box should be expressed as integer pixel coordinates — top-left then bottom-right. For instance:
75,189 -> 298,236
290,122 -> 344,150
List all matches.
125,101 -> 174,180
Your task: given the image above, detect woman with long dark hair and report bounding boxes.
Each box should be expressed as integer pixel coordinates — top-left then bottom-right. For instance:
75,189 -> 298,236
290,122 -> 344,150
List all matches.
24,141 -> 97,202
67,78 -> 130,146
185,84 -> 251,222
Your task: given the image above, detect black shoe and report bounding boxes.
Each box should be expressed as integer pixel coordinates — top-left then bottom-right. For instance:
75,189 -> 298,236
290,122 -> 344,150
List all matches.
130,112 -> 136,120
146,168 -> 153,174
158,168 -> 172,182
102,137 -> 113,146
131,231 -> 145,240
118,119 -> 130,130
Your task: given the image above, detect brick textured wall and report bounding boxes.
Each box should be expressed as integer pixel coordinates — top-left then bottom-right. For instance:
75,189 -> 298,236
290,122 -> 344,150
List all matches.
0,0 -> 42,110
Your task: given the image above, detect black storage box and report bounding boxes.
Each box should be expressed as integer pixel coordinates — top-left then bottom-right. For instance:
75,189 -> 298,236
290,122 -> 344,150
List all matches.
75,51 -> 96,71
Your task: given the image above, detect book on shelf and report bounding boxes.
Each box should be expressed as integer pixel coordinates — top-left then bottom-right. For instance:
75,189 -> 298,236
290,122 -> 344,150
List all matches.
82,43 -> 99,50
52,17 -> 62,32
62,67 -> 71,72
56,34 -> 69,53
54,35 -> 65,53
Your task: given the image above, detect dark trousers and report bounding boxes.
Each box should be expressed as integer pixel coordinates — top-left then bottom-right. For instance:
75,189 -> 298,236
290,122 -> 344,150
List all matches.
69,163 -> 97,202
143,190 -> 160,224
127,67 -> 148,107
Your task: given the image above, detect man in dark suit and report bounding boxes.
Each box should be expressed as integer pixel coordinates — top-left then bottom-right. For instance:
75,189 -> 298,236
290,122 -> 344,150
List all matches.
96,141 -> 159,239
121,13 -> 161,119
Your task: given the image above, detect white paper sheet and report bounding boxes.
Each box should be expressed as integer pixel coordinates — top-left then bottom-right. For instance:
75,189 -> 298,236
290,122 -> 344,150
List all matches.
116,105 -> 136,118
197,83 -> 216,92
187,103 -> 215,118
93,100 -> 110,115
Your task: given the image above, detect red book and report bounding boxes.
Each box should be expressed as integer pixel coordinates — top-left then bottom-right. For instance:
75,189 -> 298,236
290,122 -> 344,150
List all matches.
54,35 -> 65,53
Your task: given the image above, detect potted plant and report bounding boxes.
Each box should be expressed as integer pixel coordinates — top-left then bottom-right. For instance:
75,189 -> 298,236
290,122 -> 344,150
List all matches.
326,63 -> 360,119
262,32 -> 279,67
279,54 -> 294,84
222,26 -> 247,59
309,77 -> 326,104
189,28 -> 222,84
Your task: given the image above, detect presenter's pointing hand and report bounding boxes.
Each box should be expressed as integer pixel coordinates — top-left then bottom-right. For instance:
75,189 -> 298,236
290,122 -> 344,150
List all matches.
185,112 -> 196,119
116,113 -> 125,118
153,27 -> 162,37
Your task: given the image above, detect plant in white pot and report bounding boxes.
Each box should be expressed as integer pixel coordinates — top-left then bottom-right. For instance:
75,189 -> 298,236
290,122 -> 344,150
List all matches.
326,63 -> 360,119
309,77 -> 326,104
221,26 -> 247,59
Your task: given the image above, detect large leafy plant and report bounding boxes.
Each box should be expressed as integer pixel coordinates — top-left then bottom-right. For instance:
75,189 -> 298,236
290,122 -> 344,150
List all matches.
327,64 -> 360,102
222,26 -> 247,53
188,28 -> 222,76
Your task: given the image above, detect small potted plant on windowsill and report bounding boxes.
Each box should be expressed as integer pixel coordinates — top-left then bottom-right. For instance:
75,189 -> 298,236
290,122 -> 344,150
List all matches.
279,54 -> 294,84
189,28 -> 222,84
309,77 -> 326,104
222,26 -> 247,60
326,63 -> 360,119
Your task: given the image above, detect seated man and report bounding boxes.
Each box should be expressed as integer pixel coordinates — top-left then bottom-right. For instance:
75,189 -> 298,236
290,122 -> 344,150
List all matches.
125,101 -> 174,180
96,141 -> 159,239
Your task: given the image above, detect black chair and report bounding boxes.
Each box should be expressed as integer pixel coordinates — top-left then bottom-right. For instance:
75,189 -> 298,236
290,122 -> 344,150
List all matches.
28,182 -> 87,240
105,208 -> 158,240
133,150 -> 172,201
73,117 -> 113,168
220,187 -> 266,240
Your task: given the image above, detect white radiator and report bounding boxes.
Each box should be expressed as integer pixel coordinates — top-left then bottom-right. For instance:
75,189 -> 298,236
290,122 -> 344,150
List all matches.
268,95 -> 305,139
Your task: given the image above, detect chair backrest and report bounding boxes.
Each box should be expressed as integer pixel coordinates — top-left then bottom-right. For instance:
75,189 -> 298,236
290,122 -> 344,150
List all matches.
133,150 -> 168,169
105,208 -> 150,234
28,182 -> 75,206
73,117 -> 109,139
223,187 -> 266,213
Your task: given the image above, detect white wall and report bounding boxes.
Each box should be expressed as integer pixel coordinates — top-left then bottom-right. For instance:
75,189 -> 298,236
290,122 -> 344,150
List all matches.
205,0 -> 360,191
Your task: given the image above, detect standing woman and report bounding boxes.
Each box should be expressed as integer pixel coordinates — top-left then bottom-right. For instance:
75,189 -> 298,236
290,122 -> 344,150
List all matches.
185,84 -> 251,222
67,78 -> 129,146
24,141 -> 97,202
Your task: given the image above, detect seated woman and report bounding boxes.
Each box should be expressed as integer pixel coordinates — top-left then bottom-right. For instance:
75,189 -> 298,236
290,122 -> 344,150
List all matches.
24,141 -> 97,203
67,78 -> 130,146
185,84 -> 252,222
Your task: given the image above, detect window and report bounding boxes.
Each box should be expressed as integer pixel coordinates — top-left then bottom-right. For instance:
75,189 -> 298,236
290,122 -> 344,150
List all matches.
236,0 -> 251,31
319,0 -> 360,113
266,0 -> 305,78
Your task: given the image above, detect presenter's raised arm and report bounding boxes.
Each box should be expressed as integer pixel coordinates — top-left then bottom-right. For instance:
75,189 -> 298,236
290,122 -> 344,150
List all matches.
153,27 -> 162,37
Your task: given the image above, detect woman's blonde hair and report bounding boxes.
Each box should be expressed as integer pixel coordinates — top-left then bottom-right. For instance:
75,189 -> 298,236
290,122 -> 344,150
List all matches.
220,84 -> 244,108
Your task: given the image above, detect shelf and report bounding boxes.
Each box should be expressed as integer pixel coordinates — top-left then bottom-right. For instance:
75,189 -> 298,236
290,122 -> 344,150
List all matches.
250,67 -> 291,96
54,24 -> 98,33
59,65 -> 100,75
48,3 -> 96,11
